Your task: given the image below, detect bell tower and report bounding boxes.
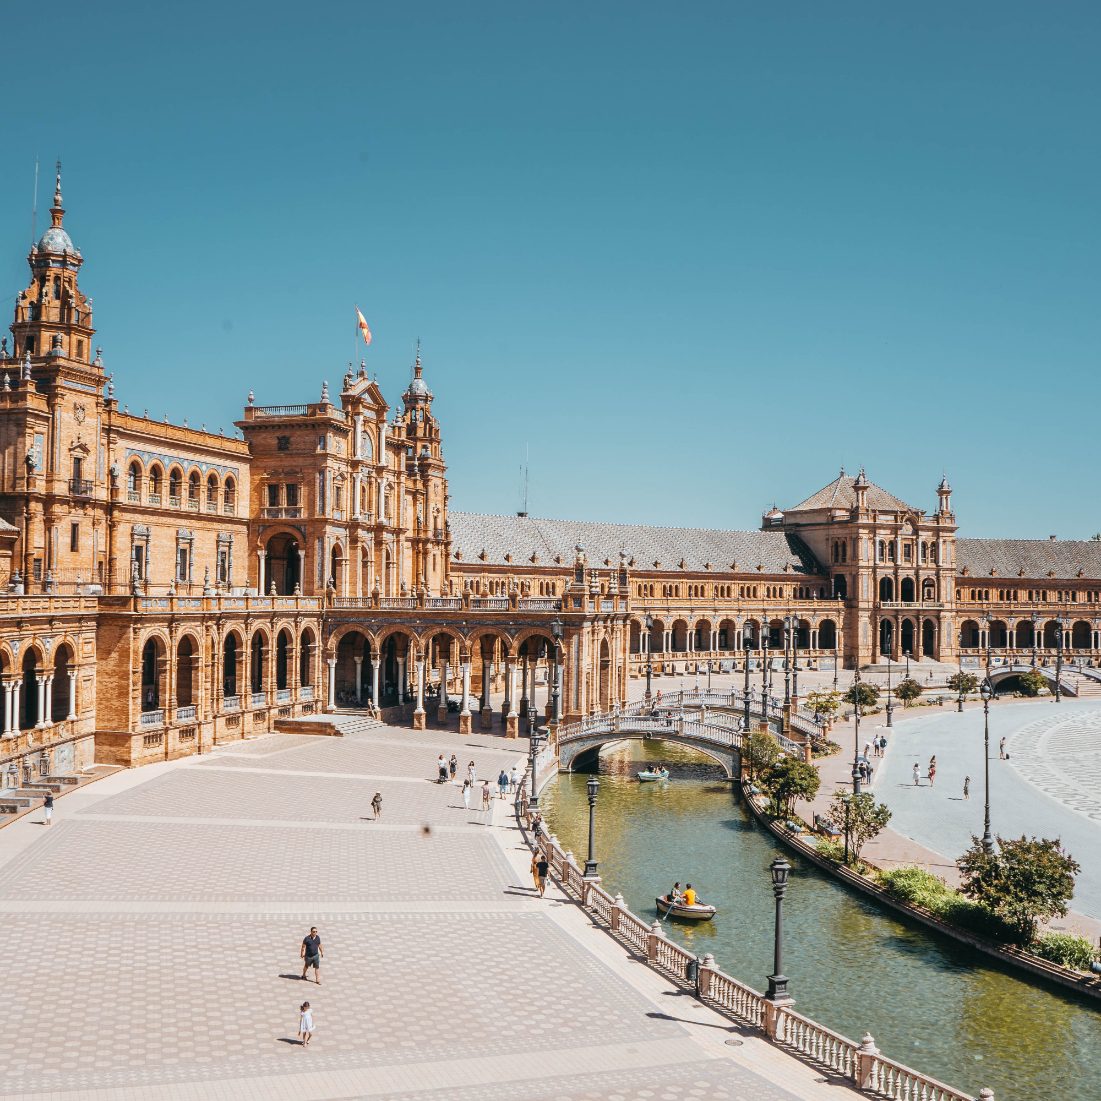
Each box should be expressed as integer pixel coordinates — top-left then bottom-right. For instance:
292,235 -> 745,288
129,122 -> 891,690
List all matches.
7,163 -> 97,369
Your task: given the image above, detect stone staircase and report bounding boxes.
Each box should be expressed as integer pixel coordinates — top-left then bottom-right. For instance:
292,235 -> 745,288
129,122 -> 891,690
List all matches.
273,712 -> 383,738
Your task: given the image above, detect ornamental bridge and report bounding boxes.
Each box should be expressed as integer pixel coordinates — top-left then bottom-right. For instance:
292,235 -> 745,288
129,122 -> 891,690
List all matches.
555,688 -> 816,777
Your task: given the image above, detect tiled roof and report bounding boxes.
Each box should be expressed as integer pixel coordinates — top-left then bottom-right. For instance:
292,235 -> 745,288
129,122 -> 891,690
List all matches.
448,512 -> 821,575
957,538 -> 1101,581
786,473 -> 916,514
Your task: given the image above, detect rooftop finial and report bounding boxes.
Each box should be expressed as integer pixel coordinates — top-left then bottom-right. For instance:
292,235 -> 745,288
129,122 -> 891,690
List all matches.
414,338 -> 422,378
54,159 -> 62,206
50,159 -> 64,228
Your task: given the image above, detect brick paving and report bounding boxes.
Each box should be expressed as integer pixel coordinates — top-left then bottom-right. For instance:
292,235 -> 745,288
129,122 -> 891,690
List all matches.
0,723 -> 855,1100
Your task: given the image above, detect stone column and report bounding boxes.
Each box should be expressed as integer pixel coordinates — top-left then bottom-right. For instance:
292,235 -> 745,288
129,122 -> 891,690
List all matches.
437,658 -> 449,723
67,670 -> 77,720
257,550 -> 266,596
479,646 -> 493,730
370,661 -> 380,715
2,681 -> 14,736
44,674 -> 54,725
459,659 -> 472,735
353,656 -> 363,703
35,675 -> 47,728
13,681 -> 22,734
506,660 -> 519,738
519,656 -> 530,720
413,657 -> 426,730
326,658 -> 337,710
397,656 -> 406,709
501,659 -> 512,723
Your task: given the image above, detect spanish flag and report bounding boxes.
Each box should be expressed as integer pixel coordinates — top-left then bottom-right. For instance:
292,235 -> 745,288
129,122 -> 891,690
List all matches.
355,306 -> 372,346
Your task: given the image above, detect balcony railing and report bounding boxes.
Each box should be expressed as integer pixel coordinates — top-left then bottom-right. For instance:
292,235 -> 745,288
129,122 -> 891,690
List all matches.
127,490 -> 140,503
186,498 -> 199,511
168,494 -> 181,508
223,502 -> 236,515
261,506 -> 303,519
139,709 -> 164,728
175,705 -> 197,722
68,478 -> 93,497
276,689 -> 291,703
148,492 -> 162,505
300,686 -> 314,701
250,692 -> 266,709
223,695 -> 240,712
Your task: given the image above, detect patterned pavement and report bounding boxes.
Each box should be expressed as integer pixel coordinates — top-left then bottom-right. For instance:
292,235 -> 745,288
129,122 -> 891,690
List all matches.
0,722 -> 850,1100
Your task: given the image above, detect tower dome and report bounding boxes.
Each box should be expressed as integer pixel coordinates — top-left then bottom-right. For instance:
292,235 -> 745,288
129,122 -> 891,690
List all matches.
37,226 -> 74,253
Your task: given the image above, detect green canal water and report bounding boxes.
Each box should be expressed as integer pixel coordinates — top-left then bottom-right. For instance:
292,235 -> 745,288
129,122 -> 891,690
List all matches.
539,740 -> 1101,1101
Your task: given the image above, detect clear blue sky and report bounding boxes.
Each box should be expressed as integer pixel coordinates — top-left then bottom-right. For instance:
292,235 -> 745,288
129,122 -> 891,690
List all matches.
2,3 -> 1098,537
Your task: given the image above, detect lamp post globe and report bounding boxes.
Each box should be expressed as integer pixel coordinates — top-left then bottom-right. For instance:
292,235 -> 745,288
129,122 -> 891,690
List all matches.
743,637 -> 752,732
528,726 -> 544,811
643,614 -> 654,703
583,775 -> 600,878
851,671 -> 862,795
980,679 -> 995,855
766,856 -> 792,1002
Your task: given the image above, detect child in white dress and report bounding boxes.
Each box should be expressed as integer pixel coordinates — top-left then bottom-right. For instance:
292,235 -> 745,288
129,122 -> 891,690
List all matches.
299,1001 -> 314,1047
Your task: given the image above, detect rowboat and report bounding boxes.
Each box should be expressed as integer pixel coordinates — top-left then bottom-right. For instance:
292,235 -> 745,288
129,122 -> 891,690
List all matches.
656,895 -> 717,922
637,768 -> 669,782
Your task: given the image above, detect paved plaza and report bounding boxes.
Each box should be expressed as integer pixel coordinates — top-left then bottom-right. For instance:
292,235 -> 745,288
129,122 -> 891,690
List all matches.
0,723 -> 854,1101
869,700 -> 1101,925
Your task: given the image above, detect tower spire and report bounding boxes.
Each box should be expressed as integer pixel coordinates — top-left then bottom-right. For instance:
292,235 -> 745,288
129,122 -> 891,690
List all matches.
414,338 -> 422,379
50,159 -> 64,227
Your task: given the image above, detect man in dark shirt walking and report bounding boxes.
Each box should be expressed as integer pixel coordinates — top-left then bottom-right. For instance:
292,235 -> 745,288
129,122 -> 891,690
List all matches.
300,927 -> 323,983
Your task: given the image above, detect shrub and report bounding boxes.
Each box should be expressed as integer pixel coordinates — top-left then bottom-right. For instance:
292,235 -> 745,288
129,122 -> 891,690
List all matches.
947,672 -> 980,695
816,838 -> 845,862
811,738 -> 841,759
1032,932 -> 1099,972
878,866 -> 955,910
843,682 -> 880,709
1017,669 -> 1047,697
895,678 -> 923,706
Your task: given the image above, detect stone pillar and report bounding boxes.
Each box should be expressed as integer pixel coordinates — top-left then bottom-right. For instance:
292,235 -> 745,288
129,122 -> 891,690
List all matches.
459,660 -> 472,734
371,661 -> 380,714
257,550 -> 266,596
519,656 -> 530,719
501,659 -> 512,721
413,658 -> 426,730
397,656 -> 406,709
437,658 -> 449,723
479,647 -> 493,730
854,1033 -> 880,1090
44,674 -> 54,725
13,681 -> 22,733
697,953 -> 715,999
67,669 -> 77,720
326,658 -> 337,710
506,660 -> 519,738
35,676 -> 47,728
353,656 -> 363,703
2,681 -> 14,736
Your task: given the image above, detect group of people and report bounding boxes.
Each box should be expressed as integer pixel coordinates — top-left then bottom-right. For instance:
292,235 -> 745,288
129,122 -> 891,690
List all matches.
435,753 -> 521,812
912,754 -> 937,787
668,881 -> 700,906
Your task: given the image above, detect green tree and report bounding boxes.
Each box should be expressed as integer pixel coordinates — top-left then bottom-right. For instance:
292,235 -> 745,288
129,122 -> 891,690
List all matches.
828,791 -> 892,862
743,729 -> 780,781
947,671 -> 980,695
957,835 -> 1080,944
763,756 -> 821,818
804,690 -> 841,724
895,678 -> 923,707
843,682 -> 880,710
1016,669 -> 1046,697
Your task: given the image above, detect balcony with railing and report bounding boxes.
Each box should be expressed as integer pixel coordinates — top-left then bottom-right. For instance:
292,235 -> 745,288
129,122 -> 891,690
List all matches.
223,695 -> 240,712
250,692 -> 266,709
139,709 -> 164,728
275,689 -> 291,703
261,506 -> 303,519
68,478 -> 93,497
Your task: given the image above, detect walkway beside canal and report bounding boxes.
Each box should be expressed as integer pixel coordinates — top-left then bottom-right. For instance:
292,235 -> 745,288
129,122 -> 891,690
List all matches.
0,722 -> 858,1101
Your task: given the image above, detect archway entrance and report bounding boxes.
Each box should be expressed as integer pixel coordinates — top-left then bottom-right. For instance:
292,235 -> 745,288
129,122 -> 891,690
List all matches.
265,534 -> 301,595
922,619 -> 936,658
598,638 -> 612,710
900,619 -> 915,659
879,620 -> 893,660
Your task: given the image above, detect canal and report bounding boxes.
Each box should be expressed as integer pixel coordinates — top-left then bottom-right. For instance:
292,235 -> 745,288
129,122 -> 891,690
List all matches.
539,739 -> 1100,1101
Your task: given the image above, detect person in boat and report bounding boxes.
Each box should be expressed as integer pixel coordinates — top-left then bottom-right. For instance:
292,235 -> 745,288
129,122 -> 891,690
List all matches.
669,881 -> 683,904
683,883 -> 698,906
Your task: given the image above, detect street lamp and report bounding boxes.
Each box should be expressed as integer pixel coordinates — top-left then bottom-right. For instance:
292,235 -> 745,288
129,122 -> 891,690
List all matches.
980,679 -> 995,855
791,629 -> 800,701
743,636 -> 752,732
981,614 -> 992,681
957,628 -> 965,712
851,669 -> 863,795
766,856 -> 791,1003
643,614 -> 654,703
885,654 -> 894,728
551,618 -> 563,725
528,725 -> 545,810
584,775 -> 600,878
1030,612 -> 1039,669
760,615 -> 770,704
706,659 -> 713,693
1054,617 -> 1065,703
783,615 -> 793,709
904,650 -> 911,680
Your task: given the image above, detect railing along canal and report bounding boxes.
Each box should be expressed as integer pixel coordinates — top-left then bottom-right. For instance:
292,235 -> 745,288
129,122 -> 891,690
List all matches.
514,765 -> 991,1101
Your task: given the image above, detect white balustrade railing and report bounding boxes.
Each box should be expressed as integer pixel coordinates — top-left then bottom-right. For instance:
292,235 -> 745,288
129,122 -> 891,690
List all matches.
276,689 -> 291,703
139,709 -> 164,728
300,686 -> 314,701
519,792 -> 985,1101
223,695 -> 240,713
175,705 -> 196,722
250,692 -> 266,709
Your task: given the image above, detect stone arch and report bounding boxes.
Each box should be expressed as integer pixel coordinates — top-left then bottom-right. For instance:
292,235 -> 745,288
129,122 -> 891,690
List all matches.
629,619 -> 643,654
378,629 -> 415,707
718,618 -> 737,651
960,619 -> 981,648
19,647 -> 43,729
879,619 -> 894,659
222,630 -> 242,698
693,618 -> 712,651
989,619 -> 1008,648
670,619 -> 688,652
921,577 -> 936,602
223,475 -> 237,514
648,618 -> 666,653
299,626 -> 316,688
127,458 -> 143,496
334,629 -> 372,706
900,618 -> 916,657
51,641 -> 76,721
598,637 -> 612,710
275,627 -> 293,691
794,619 -> 811,649
176,633 -> 199,708
264,532 -> 301,595
167,464 -> 184,503
921,618 -> 936,658
249,628 -> 268,694
205,471 -> 220,510
147,462 -> 164,500
818,618 -> 837,650
140,635 -> 167,714
1043,620 -> 1062,649
878,576 -> 894,602
329,542 -> 345,592
1072,620 -> 1091,650
900,577 -> 915,603
187,468 -> 202,506
1015,618 -> 1035,649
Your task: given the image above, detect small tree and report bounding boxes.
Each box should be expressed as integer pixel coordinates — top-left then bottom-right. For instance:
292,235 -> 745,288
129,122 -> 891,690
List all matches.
743,729 -> 780,781
828,791 -> 892,862
895,678 -> 923,707
947,671 -> 979,695
763,756 -> 820,818
843,682 -> 880,710
804,690 -> 841,726
957,835 -> 1080,944
1016,669 -> 1046,697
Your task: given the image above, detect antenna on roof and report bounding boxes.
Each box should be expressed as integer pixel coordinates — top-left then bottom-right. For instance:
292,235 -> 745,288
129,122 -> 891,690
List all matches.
517,444 -> 529,517
30,156 -> 39,248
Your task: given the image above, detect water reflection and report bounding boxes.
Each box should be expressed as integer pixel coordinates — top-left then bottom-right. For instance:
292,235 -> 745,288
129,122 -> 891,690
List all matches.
539,739 -> 1099,1101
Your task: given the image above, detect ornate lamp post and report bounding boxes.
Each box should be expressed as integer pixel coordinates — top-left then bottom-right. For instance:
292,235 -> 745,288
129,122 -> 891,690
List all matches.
783,615 -> 793,709
980,679 -> 995,855
1030,611 -> 1039,669
528,724 -> 545,810
583,775 -> 600,878
885,653 -> 894,728
851,669 -> 863,795
982,614 -> 992,681
1054,616 -> 1065,703
791,628 -> 800,701
957,628 -> 965,712
904,649 -> 911,680
743,636 -> 752,732
706,659 -> 712,693
643,614 -> 653,704
551,617 -> 563,725
760,615 -> 770,704
766,856 -> 792,1003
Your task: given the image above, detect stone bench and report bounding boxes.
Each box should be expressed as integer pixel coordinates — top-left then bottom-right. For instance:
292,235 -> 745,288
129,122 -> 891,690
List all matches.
814,814 -> 842,839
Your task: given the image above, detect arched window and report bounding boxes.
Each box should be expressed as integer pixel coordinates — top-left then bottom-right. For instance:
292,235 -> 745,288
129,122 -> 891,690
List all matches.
168,468 -> 182,504
148,466 -> 163,501
127,462 -> 141,496
52,276 -> 61,300
206,473 -> 219,509
223,477 -> 236,514
188,471 -> 200,504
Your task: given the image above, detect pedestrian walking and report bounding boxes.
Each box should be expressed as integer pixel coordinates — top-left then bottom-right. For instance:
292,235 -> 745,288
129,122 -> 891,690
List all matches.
963,775 -> 970,800
481,780 -> 491,810
912,763 -> 920,786
863,742 -> 871,762
530,850 -> 542,890
999,737 -> 1007,761
509,765 -> 519,792
497,769 -> 509,799
437,754 -> 448,784
298,1001 -> 314,1047
535,854 -> 549,897
928,756 -> 937,787
300,927 -> 323,983
449,754 -> 458,781
371,791 -> 382,820
531,812 -> 544,839
43,792 -> 53,826
462,778 -> 472,809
